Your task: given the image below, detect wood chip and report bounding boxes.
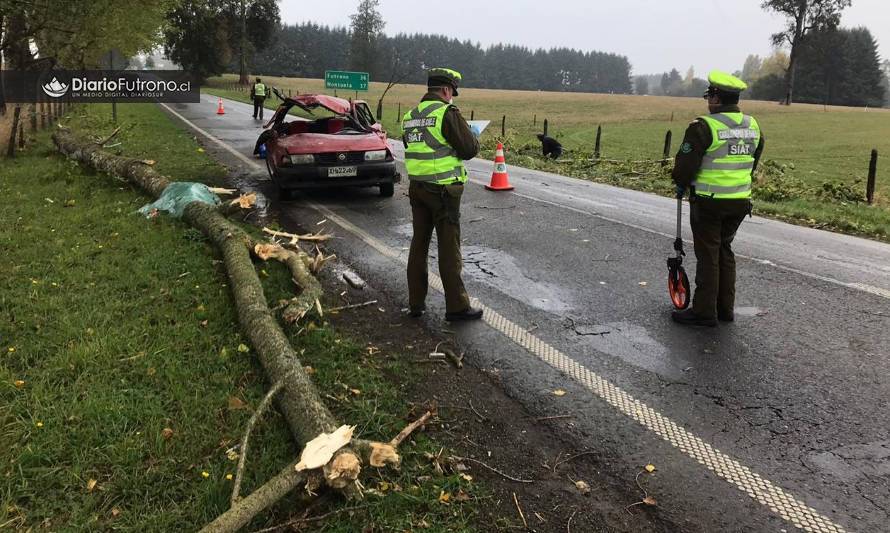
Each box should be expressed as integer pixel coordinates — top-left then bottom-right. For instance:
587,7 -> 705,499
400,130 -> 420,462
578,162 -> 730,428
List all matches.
342,271 -> 366,289
295,425 -> 355,471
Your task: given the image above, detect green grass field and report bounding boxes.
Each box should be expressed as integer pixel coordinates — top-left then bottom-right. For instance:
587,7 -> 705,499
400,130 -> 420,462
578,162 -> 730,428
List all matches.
0,103 -> 479,531
205,74 -> 890,240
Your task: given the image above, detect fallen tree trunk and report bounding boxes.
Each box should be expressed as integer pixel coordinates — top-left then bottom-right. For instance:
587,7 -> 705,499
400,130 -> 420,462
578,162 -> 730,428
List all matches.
52,130 -> 360,488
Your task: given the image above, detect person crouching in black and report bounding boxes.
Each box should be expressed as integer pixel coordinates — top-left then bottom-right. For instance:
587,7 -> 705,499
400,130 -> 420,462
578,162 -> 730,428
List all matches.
537,133 -> 562,159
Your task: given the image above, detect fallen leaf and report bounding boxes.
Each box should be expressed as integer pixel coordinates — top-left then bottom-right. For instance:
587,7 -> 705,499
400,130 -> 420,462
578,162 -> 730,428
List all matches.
64,199 -> 76,207
14,380 -> 25,389
200,320 -> 208,327
140,159 -> 156,166
438,490 -> 451,504
454,489 -> 471,502
552,389 -> 567,397
237,343 -> 250,353
161,428 -> 174,440
227,397 -> 248,410
226,450 -> 239,461
459,473 -> 473,482
197,148 -> 205,153
349,389 -> 361,396
378,481 -> 390,492
111,508 -> 121,517
87,479 -> 97,492
575,480 -> 591,495
643,496 -> 657,506
146,367 -> 156,376
645,464 -> 656,473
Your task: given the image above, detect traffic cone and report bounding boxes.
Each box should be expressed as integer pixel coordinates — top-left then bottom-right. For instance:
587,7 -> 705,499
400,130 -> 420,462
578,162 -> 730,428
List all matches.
216,98 -> 225,115
485,142 -> 514,191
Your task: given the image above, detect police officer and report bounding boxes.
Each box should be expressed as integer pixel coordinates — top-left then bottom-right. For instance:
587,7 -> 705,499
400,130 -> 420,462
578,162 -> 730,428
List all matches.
671,70 -> 764,327
402,68 -> 482,321
250,77 -> 266,120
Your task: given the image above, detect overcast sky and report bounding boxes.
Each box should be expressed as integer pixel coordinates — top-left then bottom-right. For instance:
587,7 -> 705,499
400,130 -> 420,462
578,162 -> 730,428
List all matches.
279,0 -> 889,76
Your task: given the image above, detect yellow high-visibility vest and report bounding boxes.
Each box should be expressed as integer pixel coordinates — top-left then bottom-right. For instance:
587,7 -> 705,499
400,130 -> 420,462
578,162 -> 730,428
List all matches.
692,112 -> 761,199
401,101 -> 466,185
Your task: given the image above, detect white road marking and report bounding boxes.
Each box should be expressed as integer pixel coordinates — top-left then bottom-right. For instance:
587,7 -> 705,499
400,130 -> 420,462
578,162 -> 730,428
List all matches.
162,96 -> 854,532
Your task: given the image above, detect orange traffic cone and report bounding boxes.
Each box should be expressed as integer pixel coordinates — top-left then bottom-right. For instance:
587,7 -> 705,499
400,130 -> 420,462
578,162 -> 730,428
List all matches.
485,142 -> 514,191
216,98 -> 225,115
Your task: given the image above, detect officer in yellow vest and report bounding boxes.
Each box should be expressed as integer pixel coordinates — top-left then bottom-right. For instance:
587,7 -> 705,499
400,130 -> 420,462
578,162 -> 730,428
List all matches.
402,68 -> 482,321
250,77 -> 266,120
672,70 -> 764,327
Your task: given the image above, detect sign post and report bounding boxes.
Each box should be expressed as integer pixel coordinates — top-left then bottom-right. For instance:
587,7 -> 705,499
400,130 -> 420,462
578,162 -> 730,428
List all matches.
324,71 -> 369,92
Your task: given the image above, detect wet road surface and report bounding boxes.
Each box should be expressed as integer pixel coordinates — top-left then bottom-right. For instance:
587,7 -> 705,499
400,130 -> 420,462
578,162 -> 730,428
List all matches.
160,95 -> 890,532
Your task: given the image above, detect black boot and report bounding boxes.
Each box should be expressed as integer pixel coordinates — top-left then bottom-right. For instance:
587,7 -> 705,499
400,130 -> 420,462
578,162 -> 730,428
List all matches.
445,307 -> 483,322
671,308 -> 717,327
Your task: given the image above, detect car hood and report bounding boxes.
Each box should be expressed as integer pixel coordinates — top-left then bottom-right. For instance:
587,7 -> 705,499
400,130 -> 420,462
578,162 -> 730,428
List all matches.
278,132 -> 388,154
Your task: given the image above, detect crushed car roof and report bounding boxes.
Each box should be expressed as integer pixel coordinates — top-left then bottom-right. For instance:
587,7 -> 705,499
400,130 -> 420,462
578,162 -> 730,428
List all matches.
288,94 -> 361,116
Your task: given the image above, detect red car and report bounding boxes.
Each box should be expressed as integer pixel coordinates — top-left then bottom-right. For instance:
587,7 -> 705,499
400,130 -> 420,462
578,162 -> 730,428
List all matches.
258,90 -> 400,197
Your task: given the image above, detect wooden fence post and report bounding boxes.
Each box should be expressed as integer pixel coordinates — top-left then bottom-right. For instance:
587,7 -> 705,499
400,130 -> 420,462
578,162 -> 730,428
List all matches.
501,115 -> 505,137
6,106 -> 21,157
18,123 -> 25,150
533,114 -> 536,127
594,125 -> 602,159
867,149 -> 878,205
469,109 -> 474,120
662,130 -> 672,166
397,102 -> 401,117
543,118 -> 548,137
30,104 -> 38,131
40,101 -> 46,129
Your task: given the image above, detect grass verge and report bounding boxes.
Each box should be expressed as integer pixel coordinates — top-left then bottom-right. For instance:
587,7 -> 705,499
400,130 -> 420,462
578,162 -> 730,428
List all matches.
0,103 -> 478,531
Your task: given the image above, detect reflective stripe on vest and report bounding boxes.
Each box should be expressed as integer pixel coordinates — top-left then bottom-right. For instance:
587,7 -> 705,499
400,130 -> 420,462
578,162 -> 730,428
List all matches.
401,101 -> 466,185
691,112 -> 760,199
254,83 -> 266,97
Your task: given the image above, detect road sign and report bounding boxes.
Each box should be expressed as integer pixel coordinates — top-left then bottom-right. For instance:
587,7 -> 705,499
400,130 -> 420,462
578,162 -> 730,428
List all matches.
325,70 -> 369,91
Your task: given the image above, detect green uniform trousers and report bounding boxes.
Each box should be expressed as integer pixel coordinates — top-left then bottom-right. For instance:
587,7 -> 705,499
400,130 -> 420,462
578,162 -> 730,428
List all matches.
407,180 -> 470,314
690,195 -> 751,319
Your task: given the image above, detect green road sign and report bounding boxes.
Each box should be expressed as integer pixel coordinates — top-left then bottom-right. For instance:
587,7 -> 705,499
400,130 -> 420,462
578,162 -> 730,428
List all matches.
325,70 -> 369,91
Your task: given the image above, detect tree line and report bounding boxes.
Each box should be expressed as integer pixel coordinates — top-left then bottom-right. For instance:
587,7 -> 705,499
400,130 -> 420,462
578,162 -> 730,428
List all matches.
248,22 -> 633,94
636,27 -> 886,108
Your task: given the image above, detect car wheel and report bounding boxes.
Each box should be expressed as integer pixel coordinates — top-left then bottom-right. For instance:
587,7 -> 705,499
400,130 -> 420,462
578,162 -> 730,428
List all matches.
379,183 -> 394,197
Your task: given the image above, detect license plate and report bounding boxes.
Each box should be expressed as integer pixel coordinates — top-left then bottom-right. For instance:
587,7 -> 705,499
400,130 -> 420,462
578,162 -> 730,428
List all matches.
328,166 -> 357,177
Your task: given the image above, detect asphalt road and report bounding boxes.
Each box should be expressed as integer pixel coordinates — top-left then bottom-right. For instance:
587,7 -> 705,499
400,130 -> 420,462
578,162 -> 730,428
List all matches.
163,94 -> 890,532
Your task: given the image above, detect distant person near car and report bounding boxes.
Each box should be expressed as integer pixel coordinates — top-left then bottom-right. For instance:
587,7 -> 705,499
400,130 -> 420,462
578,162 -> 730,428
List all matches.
536,133 -> 562,159
250,77 -> 266,120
